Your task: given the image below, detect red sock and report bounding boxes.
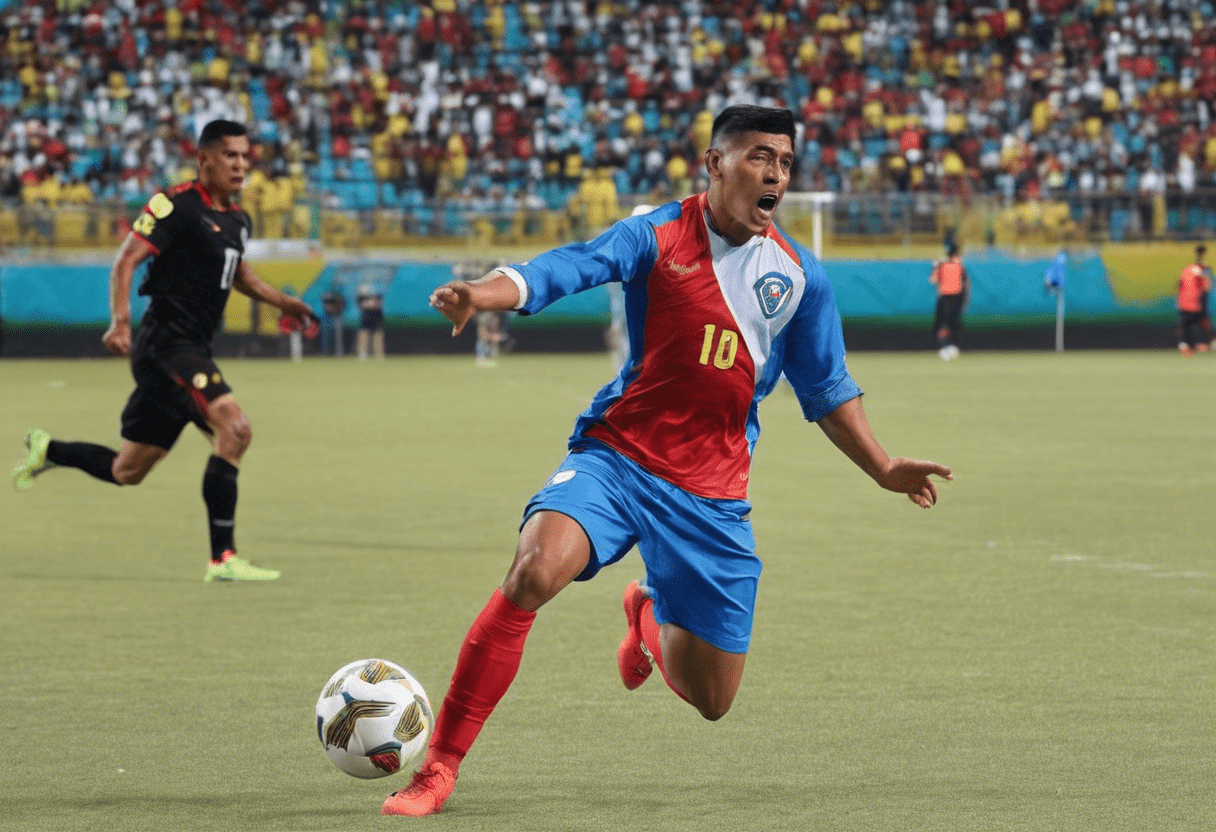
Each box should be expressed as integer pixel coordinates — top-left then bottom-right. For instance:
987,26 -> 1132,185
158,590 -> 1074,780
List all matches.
426,589 -> 536,772
637,597 -> 689,703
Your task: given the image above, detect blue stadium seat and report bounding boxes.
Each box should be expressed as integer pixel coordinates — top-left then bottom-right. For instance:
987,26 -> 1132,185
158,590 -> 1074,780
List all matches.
503,5 -> 526,50
442,203 -> 466,235
357,181 -> 378,210
864,137 -> 887,159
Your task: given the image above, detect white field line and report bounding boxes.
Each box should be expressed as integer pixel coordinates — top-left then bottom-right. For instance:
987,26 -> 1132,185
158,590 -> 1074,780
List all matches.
1049,554 -> 1212,580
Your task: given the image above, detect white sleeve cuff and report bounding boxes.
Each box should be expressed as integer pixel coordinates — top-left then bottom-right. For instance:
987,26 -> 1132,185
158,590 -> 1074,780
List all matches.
497,266 -> 529,310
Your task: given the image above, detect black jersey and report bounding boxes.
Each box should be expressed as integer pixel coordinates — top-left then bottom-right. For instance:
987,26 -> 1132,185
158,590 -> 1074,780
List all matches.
131,181 -> 252,347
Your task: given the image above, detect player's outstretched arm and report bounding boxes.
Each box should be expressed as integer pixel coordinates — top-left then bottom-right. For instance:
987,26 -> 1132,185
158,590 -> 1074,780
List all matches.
430,270 -> 521,336
233,262 -> 317,329
104,233 -> 154,356
816,396 -> 953,509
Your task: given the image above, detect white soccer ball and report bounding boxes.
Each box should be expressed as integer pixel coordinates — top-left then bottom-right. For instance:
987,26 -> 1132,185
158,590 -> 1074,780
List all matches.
316,658 -> 433,779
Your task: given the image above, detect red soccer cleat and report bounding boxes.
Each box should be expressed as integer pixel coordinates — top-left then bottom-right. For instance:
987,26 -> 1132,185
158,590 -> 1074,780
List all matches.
617,580 -> 653,690
381,761 -> 457,816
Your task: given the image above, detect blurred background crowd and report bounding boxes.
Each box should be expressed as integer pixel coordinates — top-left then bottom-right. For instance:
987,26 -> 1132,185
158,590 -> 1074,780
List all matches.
2,0 -> 1215,243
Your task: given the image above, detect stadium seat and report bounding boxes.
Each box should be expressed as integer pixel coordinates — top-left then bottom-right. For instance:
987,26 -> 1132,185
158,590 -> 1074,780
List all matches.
0,208 -> 18,244
356,182 -> 379,211
320,210 -> 359,246
372,210 -> 409,244
53,209 -> 90,247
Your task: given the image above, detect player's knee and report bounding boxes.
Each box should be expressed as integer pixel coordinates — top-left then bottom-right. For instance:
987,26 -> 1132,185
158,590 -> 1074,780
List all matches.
220,416 -> 252,454
112,463 -> 146,486
502,550 -> 565,609
679,675 -> 737,722
233,418 -> 252,450
691,692 -> 734,722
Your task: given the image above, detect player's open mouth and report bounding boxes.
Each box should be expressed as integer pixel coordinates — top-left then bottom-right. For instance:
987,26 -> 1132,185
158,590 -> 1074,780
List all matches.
757,194 -> 778,211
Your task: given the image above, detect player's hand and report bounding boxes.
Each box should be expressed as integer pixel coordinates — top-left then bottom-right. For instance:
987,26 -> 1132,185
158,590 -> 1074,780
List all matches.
102,320 -> 131,356
429,281 -> 478,336
281,298 -> 320,338
878,457 -> 953,509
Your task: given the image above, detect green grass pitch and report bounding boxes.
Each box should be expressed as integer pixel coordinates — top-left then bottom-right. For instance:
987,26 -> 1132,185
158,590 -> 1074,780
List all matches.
2,350 -> 1214,832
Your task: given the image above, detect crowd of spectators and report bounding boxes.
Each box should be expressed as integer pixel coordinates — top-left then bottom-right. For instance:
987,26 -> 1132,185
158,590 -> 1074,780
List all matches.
1,0 -> 1215,237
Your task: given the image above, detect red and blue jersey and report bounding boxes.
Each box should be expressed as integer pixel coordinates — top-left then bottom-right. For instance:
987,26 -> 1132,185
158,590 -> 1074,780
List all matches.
510,193 -> 861,500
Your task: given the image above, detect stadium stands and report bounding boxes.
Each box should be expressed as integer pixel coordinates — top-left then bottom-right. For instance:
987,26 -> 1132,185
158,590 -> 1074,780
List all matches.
1,1 -> 1214,244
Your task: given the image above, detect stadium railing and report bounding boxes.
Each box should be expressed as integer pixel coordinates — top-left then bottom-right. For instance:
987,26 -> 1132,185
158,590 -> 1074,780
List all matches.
3,190 -> 1213,253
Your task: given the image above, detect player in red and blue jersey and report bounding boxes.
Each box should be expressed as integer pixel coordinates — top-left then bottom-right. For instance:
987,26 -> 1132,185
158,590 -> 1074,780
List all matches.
383,105 -> 953,816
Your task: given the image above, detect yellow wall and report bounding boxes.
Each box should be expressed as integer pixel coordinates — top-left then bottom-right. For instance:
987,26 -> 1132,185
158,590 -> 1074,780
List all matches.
223,259 -> 328,334
1099,242 -> 1203,303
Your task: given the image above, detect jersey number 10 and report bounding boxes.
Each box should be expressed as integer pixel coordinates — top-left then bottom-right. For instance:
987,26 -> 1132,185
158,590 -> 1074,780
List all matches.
220,248 -> 240,290
699,324 -> 739,370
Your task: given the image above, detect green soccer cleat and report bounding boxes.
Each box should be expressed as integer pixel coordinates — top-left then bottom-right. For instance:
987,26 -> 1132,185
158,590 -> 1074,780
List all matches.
204,550 -> 281,582
12,429 -> 54,492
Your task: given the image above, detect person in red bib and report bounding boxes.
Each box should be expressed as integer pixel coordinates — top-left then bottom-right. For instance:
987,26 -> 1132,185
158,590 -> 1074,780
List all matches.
930,243 -> 970,360
1177,244 -> 1213,356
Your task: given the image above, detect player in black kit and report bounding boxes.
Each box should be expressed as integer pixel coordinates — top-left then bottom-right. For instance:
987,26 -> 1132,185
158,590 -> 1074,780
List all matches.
11,120 -> 316,582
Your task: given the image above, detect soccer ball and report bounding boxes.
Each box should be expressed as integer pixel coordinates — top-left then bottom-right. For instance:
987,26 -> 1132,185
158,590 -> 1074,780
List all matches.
315,658 -> 433,779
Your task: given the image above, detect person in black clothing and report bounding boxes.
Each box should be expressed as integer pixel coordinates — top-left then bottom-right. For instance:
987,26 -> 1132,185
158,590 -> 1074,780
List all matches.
11,120 -> 316,582
356,282 -> 385,360
320,283 -> 347,356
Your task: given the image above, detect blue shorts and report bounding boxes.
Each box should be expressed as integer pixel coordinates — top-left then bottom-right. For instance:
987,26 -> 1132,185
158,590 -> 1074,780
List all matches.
523,442 -> 760,653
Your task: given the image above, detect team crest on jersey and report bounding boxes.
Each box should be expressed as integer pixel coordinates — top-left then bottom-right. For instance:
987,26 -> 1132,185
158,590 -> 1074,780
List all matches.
753,272 -> 793,318
132,213 -> 155,236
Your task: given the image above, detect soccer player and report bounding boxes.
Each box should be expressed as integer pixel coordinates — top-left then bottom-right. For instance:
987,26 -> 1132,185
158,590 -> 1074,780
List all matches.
381,105 -> 952,817
1176,244 -> 1213,356
11,119 -> 316,582
930,242 -> 969,360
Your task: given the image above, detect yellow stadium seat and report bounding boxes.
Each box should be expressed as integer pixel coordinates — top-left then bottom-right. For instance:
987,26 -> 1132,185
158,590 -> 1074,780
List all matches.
0,209 -> 18,245
321,210 -> 359,247
53,209 -> 89,247
371,211 -> 409,245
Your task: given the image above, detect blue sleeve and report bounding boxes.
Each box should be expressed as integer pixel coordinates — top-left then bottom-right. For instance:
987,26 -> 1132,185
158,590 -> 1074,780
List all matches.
781,256 -> 862,422
512,216 -> 657,316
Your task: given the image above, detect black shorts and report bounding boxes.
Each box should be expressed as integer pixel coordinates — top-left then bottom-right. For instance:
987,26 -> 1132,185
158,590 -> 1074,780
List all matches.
360,309 -> 384,332
1180,311 -> 1209,346
120,330 -> 232,450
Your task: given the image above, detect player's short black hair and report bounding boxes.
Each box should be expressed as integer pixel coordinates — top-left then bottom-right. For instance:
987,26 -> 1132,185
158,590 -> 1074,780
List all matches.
946,243 -> 959,257
710,105 -> 796,149
198,119 -> 248,148
1198,244 -> 1207,256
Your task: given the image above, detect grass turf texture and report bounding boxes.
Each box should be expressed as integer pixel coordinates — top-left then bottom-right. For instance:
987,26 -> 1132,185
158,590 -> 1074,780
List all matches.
2,351 -> 1213,832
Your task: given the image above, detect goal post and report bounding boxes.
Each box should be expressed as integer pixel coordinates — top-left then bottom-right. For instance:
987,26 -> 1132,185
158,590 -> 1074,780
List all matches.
777,192 -> 835,260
